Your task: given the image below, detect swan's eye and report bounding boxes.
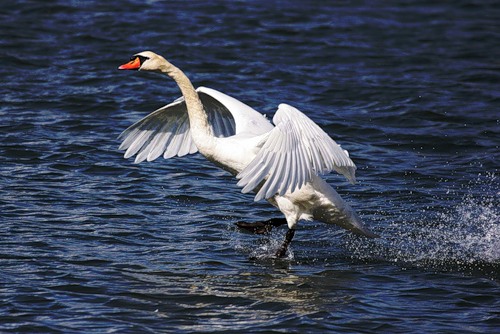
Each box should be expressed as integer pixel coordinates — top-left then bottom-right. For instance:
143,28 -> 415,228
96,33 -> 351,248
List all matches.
137,55 -> 149,64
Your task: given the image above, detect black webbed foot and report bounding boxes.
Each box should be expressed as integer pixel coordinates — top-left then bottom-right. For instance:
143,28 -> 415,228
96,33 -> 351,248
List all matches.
235,221 -> 272,234
235,218 -> 287,235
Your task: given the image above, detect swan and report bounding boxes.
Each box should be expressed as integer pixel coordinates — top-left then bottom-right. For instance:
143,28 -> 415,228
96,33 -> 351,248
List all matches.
118,51 -> 378,258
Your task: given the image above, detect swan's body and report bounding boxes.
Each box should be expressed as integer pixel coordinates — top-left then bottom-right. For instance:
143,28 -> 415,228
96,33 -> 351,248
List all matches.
118,51 -> 377,256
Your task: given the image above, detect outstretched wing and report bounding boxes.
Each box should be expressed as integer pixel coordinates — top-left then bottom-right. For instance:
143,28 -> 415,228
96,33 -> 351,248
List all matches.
236,103 -> 356,201
118,89 -> 237,163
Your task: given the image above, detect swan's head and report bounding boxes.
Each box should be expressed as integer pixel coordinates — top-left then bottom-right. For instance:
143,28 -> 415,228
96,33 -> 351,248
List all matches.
118,51 -> 167,72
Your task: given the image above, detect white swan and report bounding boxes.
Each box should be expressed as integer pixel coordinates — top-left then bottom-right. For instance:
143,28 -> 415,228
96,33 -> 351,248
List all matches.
118,51 -> 378,257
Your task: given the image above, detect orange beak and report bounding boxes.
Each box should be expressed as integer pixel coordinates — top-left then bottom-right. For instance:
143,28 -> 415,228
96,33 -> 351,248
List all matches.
118,56 -> 141,70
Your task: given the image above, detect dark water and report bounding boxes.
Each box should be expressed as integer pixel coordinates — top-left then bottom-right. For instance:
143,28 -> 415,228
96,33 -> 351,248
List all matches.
1,1 -> 499,332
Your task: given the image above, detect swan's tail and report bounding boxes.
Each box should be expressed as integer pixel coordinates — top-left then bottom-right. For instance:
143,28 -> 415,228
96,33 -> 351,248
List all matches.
312,178 -> 379,238
333,208 -> 379,238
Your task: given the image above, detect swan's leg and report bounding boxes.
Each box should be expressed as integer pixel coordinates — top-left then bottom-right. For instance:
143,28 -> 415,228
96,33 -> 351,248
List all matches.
235,218 -> 287,234
275,228 -> 295,258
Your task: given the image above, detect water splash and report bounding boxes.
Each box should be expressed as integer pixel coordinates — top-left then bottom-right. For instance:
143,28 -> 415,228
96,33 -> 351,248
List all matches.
231,229 -> 295,261
248,234 -> 295,261
347,173 -> 499,276
433,181 -> 499,263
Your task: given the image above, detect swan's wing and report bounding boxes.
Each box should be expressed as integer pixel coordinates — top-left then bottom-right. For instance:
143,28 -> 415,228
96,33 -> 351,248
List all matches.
118,99 -> 197,163
197,87 -> 273,136
199,90 -> 238,137
236,103 -> 357,201
118,89 -> 237,163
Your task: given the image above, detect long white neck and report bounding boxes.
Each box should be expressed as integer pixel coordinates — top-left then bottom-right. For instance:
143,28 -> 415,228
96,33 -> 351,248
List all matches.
158,60 -> 215,154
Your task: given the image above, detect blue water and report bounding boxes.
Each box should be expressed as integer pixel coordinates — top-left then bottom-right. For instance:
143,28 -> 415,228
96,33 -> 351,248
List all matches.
1,1 -> 499,333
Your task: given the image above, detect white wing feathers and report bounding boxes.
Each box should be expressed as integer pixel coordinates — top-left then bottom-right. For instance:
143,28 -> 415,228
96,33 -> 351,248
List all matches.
118,89 -> 236,164
118,99 -> 197,163
236,104 -> 356,201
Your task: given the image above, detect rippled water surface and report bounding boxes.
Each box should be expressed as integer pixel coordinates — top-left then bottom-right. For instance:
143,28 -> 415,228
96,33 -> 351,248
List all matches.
1,1 -> 499,333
